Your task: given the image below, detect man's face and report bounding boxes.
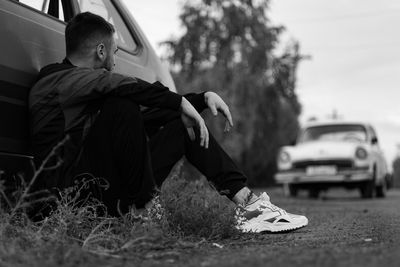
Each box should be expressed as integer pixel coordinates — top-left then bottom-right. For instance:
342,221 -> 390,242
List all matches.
103,35 -> 118,71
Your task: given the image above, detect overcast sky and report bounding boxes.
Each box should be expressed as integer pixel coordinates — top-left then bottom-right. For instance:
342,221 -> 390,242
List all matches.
123,0 -> 400,166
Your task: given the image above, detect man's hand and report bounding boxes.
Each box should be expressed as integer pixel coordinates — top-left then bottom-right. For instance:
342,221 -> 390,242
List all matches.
204,92 -> 234,132
181,97 -> 209,148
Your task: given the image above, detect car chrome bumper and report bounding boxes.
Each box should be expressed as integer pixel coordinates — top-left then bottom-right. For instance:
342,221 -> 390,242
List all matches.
275,170 -> 373,184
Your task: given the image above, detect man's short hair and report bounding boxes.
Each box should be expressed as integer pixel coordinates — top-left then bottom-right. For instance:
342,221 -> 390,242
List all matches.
65,12 -> 115,55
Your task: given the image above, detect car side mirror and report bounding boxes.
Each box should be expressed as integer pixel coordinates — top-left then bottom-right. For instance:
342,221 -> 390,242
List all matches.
371,137 -> 378,145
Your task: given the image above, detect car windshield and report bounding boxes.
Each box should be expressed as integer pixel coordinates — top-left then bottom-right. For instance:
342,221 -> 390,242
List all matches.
298,124 -> 368,143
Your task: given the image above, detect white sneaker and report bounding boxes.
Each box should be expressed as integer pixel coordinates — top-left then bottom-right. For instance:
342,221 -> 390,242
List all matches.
237,192 -> 308,233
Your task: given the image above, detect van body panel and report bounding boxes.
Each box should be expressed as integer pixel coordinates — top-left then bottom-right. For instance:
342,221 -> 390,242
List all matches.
0,0 -> 176,159
0,0 -> 66,154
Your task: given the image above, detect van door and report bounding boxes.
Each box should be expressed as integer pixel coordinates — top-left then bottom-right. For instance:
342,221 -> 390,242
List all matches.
0,0 -> 75,155
0,0 -> 76,180
76,0 -> 158,83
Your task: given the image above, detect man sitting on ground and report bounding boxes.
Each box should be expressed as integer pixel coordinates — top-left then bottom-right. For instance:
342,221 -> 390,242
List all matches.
29,12 -> 308,233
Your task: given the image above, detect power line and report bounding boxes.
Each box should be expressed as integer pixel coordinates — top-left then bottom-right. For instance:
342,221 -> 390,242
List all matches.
305,42 -> 400,51
279,9 -> 400,24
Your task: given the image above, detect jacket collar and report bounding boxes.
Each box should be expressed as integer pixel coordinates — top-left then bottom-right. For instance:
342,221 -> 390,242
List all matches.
36,58 -> 76,81
62,58 -> 75,66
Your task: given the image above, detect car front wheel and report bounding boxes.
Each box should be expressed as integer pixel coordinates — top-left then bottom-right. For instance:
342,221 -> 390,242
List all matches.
308,189 -> 320,199
283,183 -> 298,197
360,180 -> 374,198
360,169 -> 376,198
288,184 -> 298,197
375,180 -> 387,198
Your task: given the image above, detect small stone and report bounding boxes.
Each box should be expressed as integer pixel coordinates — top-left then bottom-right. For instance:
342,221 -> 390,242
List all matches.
212,243 -> 224,249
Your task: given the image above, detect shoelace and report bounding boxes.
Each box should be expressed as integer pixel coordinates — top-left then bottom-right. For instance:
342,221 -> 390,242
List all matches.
258,196 -> 288,215
241,190 -> 258,207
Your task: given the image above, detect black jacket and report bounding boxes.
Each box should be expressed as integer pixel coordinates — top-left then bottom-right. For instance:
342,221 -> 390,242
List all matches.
29,59 -> 206,189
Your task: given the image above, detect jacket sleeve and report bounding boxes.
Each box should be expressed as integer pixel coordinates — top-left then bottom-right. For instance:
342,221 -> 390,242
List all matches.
184,92 -> 208,112
141,92 -> 208,131
61,68 -> 182,110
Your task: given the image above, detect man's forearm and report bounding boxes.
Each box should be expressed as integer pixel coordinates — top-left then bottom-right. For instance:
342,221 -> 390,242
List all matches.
115,79 -> 183,111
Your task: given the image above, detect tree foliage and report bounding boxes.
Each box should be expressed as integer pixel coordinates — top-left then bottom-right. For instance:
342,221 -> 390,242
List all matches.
163,0 -> 304,185
392,156 -> 400,188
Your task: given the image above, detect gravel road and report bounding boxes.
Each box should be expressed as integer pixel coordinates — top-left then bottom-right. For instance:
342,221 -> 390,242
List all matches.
182,187 -> 400,267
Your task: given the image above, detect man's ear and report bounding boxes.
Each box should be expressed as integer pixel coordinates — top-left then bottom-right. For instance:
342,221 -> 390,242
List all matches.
96,43 -> 106,61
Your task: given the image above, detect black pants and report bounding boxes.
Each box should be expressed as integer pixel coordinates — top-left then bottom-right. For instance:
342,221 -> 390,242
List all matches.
76,97 -> 247,216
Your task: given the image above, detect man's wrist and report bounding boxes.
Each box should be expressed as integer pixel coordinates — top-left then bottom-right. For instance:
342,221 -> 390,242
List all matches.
204,91 -> 211,104
180,96 -> 188,111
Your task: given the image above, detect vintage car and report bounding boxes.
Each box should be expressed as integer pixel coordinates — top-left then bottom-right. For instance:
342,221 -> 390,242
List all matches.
0,0 -> 175,181
275,121 -> 391,198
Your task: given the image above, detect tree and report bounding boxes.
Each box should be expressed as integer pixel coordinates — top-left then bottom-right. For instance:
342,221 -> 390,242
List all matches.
163,0 -> 303,185
392,156 -> 400,188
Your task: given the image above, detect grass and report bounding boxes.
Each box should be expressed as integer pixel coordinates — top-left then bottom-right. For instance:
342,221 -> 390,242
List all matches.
158,173 -> 238,239
0,156 -> 242,266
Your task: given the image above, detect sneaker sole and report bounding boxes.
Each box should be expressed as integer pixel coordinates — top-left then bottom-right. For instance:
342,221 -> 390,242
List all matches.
239,217 -> 308,233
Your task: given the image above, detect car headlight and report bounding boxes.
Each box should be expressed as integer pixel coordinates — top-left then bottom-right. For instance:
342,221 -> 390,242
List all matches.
278,150 -> 292,170
355,147 -> 368,160
279,151 -> 291,163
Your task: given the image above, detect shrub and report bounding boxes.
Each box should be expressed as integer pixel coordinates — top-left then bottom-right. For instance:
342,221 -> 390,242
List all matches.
157,169 -> 239,239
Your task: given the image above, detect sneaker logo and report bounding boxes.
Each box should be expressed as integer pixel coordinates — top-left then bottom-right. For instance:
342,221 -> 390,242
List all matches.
265,217 -> 277,223
264,217 -> 290,224
243,209 -> 263,220
277,218 -> 290,223
259,204 -> 279,213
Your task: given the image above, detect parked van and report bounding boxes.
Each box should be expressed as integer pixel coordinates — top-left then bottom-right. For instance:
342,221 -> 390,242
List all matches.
0,0 -> 176,179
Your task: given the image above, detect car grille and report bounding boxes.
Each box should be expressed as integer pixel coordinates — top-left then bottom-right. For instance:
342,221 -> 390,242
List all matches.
292,159 -> 353,171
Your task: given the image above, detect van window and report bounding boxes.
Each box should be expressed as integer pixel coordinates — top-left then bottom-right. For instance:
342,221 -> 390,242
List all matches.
18,0 -> 65,21
19,0 -> 46,11
78,0 -> 138,52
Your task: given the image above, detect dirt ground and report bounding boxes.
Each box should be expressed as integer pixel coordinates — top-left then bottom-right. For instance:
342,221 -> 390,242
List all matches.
134,187 -> 400,267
